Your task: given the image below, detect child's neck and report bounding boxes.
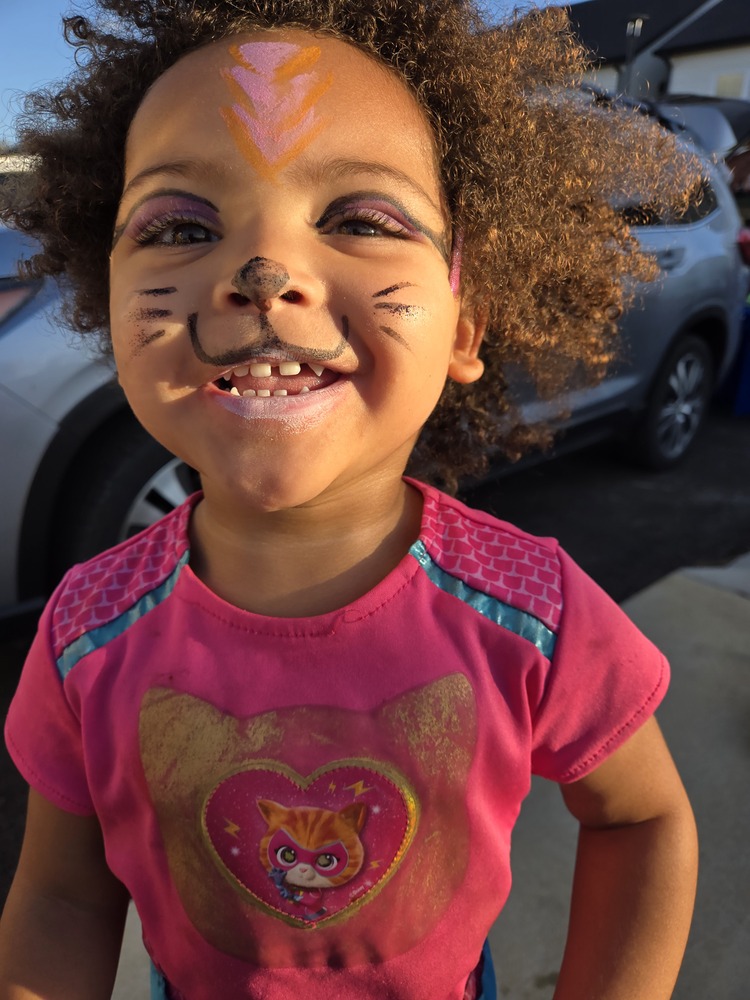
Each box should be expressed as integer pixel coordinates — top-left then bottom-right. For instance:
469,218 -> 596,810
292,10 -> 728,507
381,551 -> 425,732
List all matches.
188,477 -> 423,618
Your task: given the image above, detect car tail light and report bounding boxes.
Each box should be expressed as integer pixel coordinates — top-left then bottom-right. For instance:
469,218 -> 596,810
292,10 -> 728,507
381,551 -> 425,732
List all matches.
739,228 -> 750,267
0,281 -> 36,328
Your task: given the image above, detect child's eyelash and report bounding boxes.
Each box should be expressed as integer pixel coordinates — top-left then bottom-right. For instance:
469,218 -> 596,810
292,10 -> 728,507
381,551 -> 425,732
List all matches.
316,206 -> 413,239
131,212 -> 218,246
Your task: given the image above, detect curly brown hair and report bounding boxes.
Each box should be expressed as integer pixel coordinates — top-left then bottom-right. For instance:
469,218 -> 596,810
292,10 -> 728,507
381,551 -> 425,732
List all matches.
1,0 -> 700,489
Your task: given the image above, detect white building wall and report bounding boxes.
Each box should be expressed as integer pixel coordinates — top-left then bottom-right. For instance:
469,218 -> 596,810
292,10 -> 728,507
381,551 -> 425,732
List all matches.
583,65 -> 619,93
668,45 -> 750,98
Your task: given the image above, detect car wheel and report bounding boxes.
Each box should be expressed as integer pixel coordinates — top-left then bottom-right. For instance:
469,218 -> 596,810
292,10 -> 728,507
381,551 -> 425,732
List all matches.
53,421 -> 199,574
631,334 -> 714,470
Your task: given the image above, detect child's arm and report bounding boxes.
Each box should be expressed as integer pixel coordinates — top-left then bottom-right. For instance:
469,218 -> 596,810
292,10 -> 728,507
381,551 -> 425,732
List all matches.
0,789 -> 130,999
554,716 -> 698,1000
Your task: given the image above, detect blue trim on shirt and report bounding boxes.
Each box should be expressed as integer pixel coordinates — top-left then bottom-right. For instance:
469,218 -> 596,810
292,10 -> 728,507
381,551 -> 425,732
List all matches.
55,551 -> 189,680
410,539 -> 556,659
478,938 -> 498,999
150,960 -> 169,999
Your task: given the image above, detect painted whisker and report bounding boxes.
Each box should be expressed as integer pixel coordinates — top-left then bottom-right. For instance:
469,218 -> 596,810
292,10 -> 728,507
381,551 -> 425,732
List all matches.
132,329 -> 166,357
379,326 -> 411,351
374,303 -> 423,317
372,283 -> 415,298
130,307 -> 173,321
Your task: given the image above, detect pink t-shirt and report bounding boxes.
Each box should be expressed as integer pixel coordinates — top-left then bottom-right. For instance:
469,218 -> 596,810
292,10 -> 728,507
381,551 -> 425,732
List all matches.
5,480 -> 668,999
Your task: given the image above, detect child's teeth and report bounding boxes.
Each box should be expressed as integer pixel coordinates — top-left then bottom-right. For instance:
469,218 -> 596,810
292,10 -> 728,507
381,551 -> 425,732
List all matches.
242,388 -> 256,396
257,388 -> 271,397
279,362 -> 302,375
229,386 -> 241,396
232,365 -> 249,377
309,363 -> 325,376
250,363 -> 272,377
273,389 -> 288,396
300,385 -> 310,393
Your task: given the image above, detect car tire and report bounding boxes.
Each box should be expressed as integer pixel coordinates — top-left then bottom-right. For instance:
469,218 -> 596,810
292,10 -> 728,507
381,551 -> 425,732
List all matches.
53,421 -> 199,573
630,334 -> 714,470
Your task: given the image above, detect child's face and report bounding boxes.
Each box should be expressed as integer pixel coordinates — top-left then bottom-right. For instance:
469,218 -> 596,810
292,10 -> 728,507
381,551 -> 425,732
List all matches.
109,30 -> 484,513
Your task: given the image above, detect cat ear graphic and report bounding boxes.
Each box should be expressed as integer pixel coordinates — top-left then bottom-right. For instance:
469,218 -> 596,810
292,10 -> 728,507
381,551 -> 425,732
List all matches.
232,257 -> 291,312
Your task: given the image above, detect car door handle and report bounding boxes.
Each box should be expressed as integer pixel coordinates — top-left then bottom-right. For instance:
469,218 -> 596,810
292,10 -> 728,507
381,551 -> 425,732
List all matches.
653,247 -> 685,271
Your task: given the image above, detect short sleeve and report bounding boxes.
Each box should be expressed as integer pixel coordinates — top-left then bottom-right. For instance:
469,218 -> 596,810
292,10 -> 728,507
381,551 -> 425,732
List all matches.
530,547 -> 669,783
5,581 -> 94,815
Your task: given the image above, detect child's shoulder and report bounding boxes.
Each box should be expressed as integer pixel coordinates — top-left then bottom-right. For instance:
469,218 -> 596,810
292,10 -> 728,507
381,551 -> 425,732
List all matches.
411,479 -> 563,634
47,493 -> 197,667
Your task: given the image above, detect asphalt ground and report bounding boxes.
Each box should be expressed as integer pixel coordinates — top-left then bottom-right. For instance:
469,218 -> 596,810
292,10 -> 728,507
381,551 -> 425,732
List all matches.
462,408 -> 750,602
1,406 -> 749,926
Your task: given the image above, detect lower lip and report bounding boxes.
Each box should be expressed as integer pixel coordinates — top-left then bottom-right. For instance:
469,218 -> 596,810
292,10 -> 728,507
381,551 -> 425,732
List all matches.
208,377 -> 351,432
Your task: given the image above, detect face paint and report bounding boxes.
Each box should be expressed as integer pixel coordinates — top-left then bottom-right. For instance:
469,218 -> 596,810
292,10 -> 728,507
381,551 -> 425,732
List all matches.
187,313 -> 351,369
131,328 -> 167,356
127,296 -> 175,356
136,286 -> 178,297
373,283 -> 416,298
232,257 -> 291,307
370,285 -> 421,351
448,231 -> 463,297
378,326 -> 411,351
221,42 -> 333,179
129,307 -> 172,321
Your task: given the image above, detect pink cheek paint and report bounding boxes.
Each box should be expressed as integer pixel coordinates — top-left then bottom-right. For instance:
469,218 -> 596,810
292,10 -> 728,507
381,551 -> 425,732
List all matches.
220,41 -> 332,178
449,230 -> 463,297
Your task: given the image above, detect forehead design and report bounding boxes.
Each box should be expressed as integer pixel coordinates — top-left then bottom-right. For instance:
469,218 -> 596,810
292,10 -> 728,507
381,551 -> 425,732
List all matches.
221,41 -> 333,179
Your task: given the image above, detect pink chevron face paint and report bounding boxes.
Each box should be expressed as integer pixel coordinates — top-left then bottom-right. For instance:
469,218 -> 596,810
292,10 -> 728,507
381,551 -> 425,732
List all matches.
221,42 -> 333,179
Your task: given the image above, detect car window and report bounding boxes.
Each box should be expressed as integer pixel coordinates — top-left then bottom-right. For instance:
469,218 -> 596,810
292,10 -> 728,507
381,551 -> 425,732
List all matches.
620,178 -> 718,228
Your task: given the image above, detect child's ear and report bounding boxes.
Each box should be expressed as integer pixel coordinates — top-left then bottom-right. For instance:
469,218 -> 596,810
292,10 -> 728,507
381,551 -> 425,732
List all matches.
448,304 -> 487,384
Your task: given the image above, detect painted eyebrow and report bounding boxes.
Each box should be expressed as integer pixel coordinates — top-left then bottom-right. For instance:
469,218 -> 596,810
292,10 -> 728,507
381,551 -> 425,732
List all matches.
112,186 -> 219,248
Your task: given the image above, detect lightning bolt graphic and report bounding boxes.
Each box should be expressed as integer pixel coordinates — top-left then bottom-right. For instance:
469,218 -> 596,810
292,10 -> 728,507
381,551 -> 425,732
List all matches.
345,780 -> 373,798
224,819 -> 241,838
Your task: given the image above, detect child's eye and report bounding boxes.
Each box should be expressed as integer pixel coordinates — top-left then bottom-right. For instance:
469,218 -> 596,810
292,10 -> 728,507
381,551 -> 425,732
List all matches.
316,201 -> 413,240
135,217 -> 219,247
116,192 -> 222,249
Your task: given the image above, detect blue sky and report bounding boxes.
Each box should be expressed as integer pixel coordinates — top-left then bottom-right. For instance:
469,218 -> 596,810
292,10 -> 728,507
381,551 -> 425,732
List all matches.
0,0 -> 585,145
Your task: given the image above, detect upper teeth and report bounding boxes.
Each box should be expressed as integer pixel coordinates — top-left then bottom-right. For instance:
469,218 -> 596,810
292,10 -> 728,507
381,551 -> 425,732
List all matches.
230,362 -> 322,378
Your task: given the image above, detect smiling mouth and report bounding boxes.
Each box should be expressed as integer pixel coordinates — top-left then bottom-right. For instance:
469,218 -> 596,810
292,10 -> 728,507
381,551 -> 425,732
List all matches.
215,360 -> 340,397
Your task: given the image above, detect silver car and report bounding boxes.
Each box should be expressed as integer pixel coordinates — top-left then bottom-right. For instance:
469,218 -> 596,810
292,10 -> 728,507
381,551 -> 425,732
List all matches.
1,143 -> 748,626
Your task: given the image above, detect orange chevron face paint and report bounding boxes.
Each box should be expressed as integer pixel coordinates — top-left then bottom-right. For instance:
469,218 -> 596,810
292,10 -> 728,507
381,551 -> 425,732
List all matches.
221,42 -> 333,179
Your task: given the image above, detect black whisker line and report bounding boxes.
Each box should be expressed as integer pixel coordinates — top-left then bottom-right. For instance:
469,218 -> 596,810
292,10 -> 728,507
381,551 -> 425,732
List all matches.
372,283 -> 415,298
379,325 -> 411,351
132,328 -> 166,357
374,302 -> 421,316
130,307 -> 173,321
137,287 -> 178,297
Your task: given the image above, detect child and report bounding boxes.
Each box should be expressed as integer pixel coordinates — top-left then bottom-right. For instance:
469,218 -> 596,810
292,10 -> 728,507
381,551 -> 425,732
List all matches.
0,2 -> 698,998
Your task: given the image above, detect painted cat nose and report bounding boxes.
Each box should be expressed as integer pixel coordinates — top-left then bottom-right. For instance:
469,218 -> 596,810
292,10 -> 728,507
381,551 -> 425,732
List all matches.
232,256 -> 294,311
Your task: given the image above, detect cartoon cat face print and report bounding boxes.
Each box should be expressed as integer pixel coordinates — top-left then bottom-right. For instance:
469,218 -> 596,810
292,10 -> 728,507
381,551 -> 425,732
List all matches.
258,800 -> 368,890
